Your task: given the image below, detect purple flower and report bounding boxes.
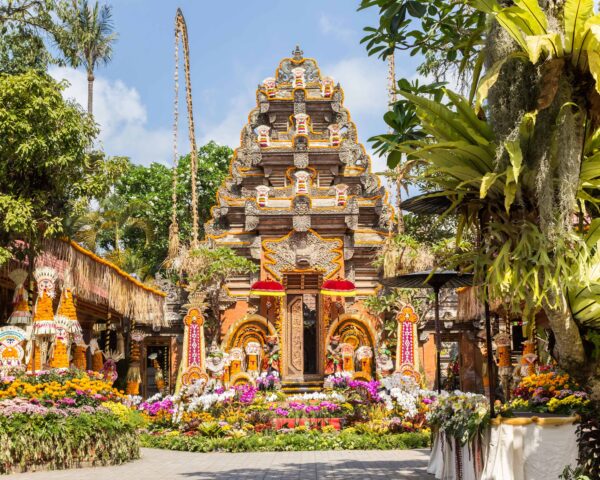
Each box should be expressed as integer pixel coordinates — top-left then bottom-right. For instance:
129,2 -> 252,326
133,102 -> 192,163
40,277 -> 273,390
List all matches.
275,408 -> 289,417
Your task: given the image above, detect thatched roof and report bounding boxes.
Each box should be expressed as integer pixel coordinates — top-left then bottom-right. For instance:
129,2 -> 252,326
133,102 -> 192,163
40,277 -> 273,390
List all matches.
4,239 -> 167,327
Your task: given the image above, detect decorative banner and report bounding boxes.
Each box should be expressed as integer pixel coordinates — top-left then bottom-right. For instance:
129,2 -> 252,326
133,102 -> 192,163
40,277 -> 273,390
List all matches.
395,304 -> 420,373
321,76 -> 334,98
7,269 -> 31,326
340,343 -> 355,372
262,77 -> 276,98
256,125 -> 271,147
356,345 -> 373,379
0,326 -> 27,367
291,67 -> 306,88
176,308 -> 208,391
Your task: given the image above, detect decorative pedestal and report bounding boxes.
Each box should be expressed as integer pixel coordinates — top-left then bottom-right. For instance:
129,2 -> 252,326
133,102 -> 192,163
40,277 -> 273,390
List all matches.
481,416 -> 578,480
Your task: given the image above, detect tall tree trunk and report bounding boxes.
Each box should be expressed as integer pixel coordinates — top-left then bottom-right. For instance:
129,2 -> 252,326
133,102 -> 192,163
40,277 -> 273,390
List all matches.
87,72 -> 94,115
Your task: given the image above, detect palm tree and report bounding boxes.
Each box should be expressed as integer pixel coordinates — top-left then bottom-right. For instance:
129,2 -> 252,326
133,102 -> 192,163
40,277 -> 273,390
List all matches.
70,196 -> 154,278
56,0 -> 117,115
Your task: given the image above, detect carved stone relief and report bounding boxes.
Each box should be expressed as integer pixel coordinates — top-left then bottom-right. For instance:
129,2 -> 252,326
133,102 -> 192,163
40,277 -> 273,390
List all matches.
294,152 -> 309,169
277,59 -> 320,84
293,215 -> 311,232
263,231 -> 342,280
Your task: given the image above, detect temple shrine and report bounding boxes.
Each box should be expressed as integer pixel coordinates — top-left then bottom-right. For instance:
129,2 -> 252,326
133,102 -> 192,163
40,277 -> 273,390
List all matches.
178,47 -> 397,391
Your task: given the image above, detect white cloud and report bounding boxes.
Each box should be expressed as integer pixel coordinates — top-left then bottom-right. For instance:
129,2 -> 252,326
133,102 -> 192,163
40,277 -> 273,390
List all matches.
322,57 -> 388,117
49,66 -> 172,166
319,14 -> 355,42
199,89 -> 255,148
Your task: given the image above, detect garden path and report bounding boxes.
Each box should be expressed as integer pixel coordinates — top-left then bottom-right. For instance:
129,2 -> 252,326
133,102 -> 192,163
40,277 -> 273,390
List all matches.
7,447 -> 431,479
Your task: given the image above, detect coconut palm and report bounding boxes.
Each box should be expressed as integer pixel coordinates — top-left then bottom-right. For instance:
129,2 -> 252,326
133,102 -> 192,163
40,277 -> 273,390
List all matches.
69,196 -> 153,278
56,0 -> 117,115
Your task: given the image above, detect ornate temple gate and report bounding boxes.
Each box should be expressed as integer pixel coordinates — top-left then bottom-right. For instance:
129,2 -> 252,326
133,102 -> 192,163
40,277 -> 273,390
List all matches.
283,273 -> 323,382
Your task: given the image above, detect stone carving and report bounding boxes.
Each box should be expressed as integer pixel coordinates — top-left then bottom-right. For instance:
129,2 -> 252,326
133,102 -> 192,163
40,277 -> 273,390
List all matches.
293,215 -> 311,232
344,215 -> 358,230
360,173 -> 379,195
293,152 -> 309,168
245,215 -> 259,232
263,231 -> 342,280
277,58 -> 320,84
155,273 -> 186,325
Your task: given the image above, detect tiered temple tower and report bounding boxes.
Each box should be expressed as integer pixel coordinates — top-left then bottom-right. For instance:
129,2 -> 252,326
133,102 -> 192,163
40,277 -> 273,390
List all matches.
204,47 -> 394,388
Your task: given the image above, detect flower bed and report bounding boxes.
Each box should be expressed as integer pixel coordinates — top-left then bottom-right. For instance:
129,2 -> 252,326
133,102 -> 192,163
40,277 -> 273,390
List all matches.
136,373 -> 437,452
0,368 -> 142,474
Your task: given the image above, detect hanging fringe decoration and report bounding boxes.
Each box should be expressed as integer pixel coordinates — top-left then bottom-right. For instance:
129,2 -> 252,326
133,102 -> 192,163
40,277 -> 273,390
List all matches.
456,286 -> 484,322
90,338 -> 104,372
126,329 -> 146,395
7,269 -> 31,326
166,18 -> 181,267
177,9 -> 199,248
30,239 -> 167,327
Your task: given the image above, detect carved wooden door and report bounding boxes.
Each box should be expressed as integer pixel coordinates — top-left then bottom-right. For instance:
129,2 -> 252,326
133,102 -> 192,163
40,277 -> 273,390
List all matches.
286,295 -> 304,379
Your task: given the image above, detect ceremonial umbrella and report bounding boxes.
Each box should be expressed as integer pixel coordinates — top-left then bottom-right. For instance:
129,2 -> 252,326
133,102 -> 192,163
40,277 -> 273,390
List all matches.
320,278 -> 356,297
249,279 -> 285,297
382,270 -> 474,393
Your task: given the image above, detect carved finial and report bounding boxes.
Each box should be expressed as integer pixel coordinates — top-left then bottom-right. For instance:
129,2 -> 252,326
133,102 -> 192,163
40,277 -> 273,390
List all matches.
292,45 -> 304,60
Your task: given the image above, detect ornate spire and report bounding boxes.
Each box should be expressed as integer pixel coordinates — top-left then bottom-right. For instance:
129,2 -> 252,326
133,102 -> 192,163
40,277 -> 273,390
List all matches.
292,45 -> 304,61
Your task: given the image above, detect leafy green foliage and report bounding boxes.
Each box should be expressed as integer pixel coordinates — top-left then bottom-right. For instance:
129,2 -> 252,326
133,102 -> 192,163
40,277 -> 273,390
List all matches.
75,142 -> 232,278
359,0 -> 485,80
0,412 -> 140,474
141,430 -> 430,453
0,71 -> 115,262
184,245 -> 257,342
0,24 -> 52,73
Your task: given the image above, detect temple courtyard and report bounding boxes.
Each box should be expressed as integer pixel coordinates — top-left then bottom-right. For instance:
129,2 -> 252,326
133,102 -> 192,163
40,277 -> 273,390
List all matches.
8,448 -> 431,479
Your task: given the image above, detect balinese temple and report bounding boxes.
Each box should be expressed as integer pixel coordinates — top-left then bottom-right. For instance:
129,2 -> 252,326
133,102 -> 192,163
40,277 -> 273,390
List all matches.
195,47 -> 395,391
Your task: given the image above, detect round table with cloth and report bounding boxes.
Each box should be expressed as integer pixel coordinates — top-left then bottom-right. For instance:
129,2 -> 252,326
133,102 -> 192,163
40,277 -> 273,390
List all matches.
481,415 -> 578,480
427,430 -> 487,480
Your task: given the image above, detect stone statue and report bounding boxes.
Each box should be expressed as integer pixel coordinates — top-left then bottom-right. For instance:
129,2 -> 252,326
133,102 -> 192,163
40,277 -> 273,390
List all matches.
261,335 -> 280,373
325,335 -> 342,374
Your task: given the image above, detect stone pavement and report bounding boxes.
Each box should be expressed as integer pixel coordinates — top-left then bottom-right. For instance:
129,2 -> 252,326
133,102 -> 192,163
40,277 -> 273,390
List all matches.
8,448 -> 432,479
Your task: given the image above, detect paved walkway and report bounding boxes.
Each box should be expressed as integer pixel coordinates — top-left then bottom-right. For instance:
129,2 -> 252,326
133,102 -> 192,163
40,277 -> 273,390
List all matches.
8,448 -> 432,479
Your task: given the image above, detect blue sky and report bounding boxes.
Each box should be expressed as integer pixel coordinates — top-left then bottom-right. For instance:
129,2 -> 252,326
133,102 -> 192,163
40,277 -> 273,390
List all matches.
51,0 -> 421,175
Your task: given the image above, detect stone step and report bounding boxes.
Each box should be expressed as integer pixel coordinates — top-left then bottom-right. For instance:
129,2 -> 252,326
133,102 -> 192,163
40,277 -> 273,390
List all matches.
281,380 -> 324,394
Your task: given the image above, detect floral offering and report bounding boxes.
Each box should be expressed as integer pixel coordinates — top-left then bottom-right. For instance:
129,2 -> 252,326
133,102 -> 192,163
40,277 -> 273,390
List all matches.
426,391 -> 489,445
505,370 -> 590,416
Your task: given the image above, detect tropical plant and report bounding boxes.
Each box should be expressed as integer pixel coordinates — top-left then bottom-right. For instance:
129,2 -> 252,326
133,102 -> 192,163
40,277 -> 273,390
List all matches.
55,0 -> 117,114
0,71 -> 114,265
74,142 -> 232,277
181,246 -> 258,345
365,0 -> 600,399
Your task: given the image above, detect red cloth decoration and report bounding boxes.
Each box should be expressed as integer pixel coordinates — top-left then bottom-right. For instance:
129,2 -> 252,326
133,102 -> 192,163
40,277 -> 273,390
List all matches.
250,280 -> 285,297
320,279 -> 356,297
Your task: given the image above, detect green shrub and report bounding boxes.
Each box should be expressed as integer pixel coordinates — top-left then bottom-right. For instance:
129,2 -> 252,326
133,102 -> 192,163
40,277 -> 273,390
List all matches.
0,412 -> 140,474
140,430 -> 430,452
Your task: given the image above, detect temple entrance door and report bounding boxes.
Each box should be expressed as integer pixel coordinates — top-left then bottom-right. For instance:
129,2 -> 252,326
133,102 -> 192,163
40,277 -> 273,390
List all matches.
283,273 -> 322,382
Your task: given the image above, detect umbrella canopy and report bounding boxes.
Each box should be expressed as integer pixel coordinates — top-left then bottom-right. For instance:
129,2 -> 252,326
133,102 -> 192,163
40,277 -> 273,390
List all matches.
382,270 -> 474,290
249,280 -> 285,297
320,279 -> 356,297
